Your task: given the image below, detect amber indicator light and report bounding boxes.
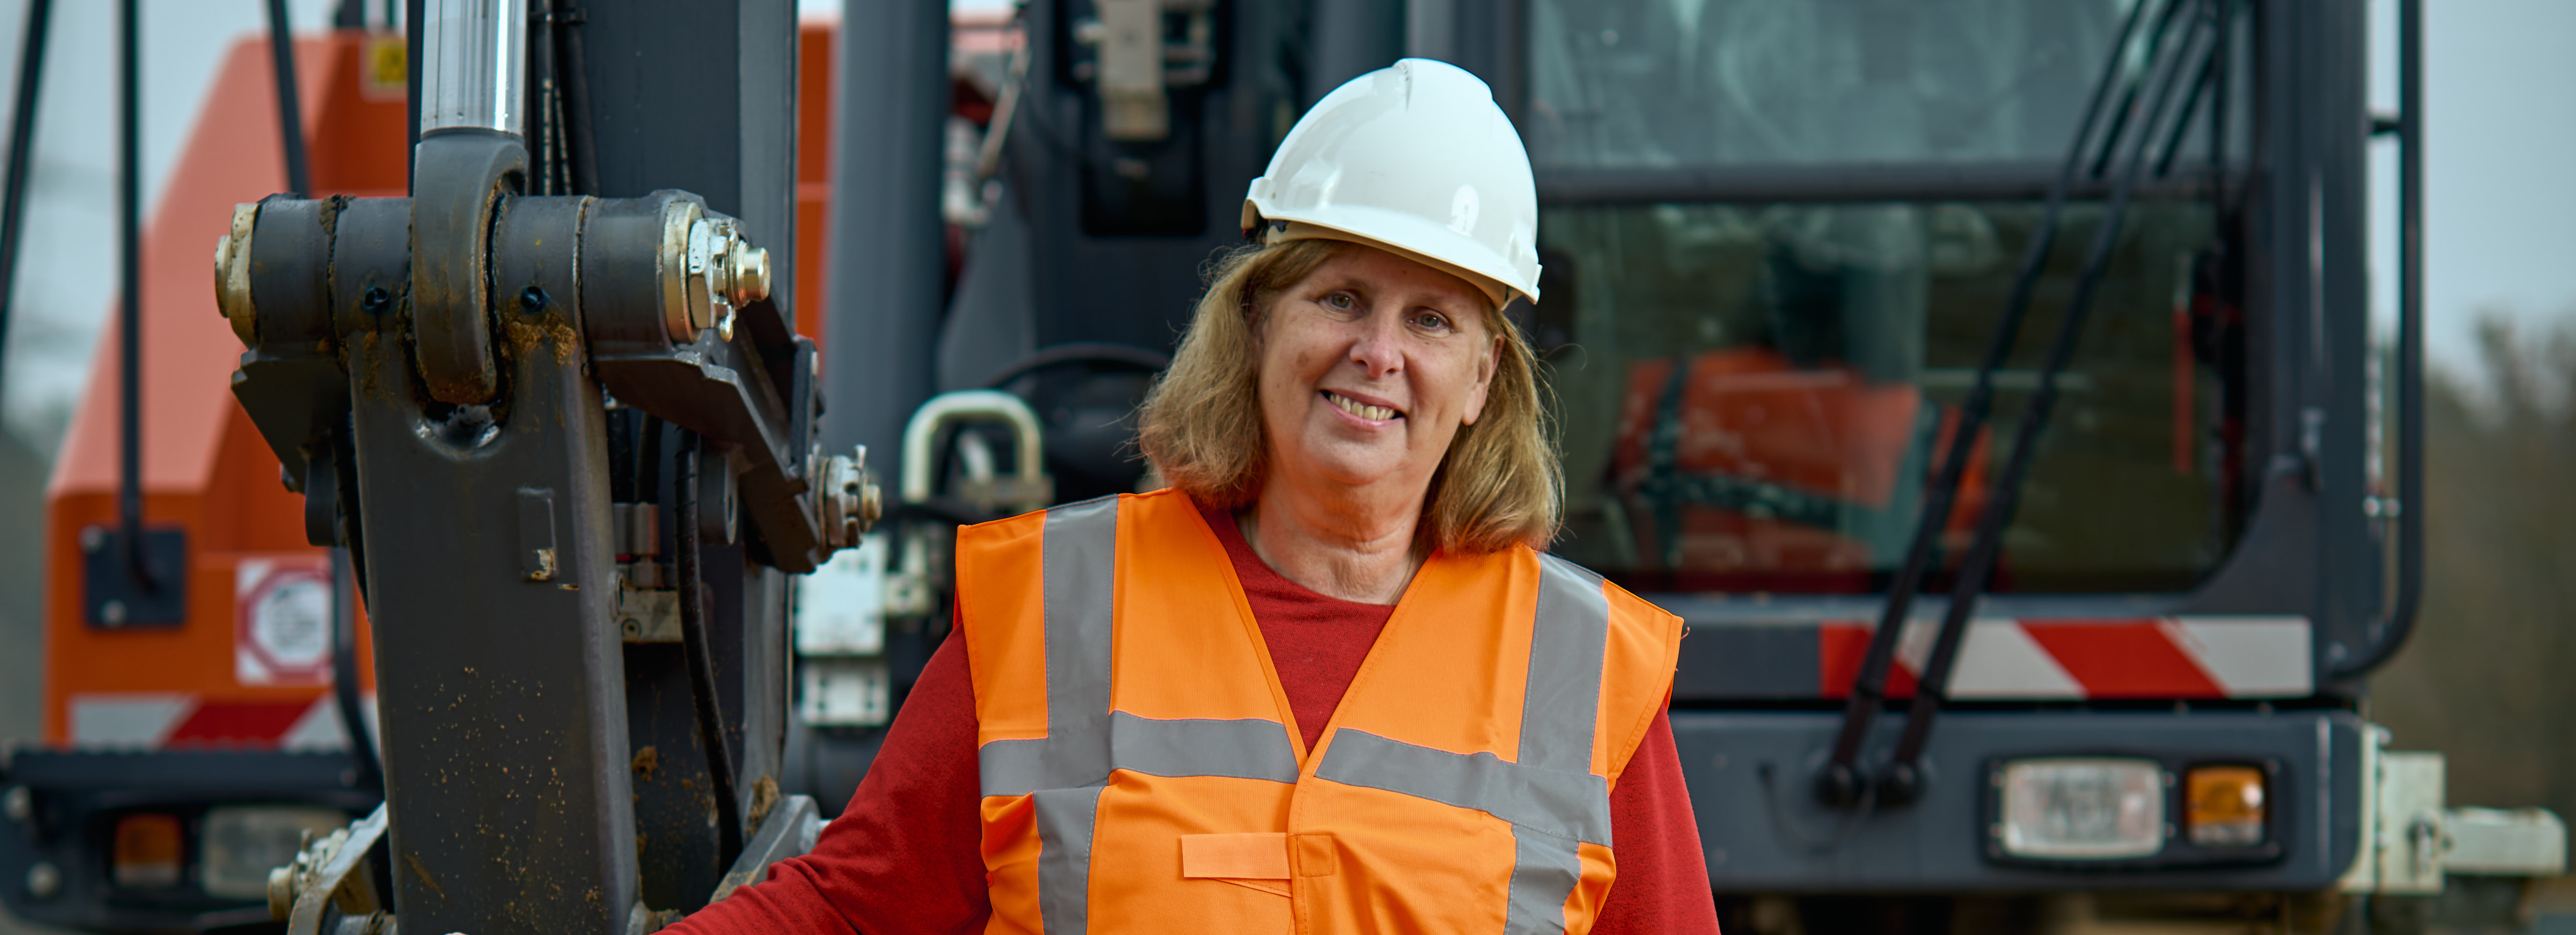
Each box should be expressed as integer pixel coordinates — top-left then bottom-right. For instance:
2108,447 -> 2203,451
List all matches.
112,812 -> 185,890
2184,765 -> 2267,847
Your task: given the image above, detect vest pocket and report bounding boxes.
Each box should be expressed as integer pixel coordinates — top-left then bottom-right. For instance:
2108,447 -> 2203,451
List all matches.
1180,833 -> 1292,897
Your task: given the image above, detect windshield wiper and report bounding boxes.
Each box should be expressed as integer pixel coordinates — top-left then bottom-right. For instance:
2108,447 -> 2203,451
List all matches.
1816,0 -> 2216,809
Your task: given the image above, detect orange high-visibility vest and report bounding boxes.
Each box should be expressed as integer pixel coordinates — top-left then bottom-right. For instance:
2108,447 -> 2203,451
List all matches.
956,489 -> 1683,934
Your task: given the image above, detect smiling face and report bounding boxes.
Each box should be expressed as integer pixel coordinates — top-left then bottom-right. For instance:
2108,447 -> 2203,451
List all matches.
1253,243 -> 1501,505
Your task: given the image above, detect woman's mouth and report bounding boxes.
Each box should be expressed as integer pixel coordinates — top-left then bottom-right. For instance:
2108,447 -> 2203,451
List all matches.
1323,390 -> 1401,421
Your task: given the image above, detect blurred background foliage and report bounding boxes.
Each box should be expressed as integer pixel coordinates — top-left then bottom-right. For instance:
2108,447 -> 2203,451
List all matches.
2374,311 -> 2576,833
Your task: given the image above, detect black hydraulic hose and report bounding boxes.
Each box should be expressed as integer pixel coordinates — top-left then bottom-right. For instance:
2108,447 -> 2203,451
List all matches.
116,0 -> 146,585
2332,0 -> 2425,679
0,0 -> 53,411
676,431 -> 745,860
527,0 -> 562,195
1815,0 -> 2159,808
1882,2 -> 2223,796
329,545 -> 382,790
263,0 -> 310,197
553,0 -> 600,196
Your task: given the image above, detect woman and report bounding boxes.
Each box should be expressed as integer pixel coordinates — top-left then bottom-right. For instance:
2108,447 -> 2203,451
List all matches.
673,59 -> 1718,934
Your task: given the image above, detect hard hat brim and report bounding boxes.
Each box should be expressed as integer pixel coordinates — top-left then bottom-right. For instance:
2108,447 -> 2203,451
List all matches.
1254,211 -> 1535,310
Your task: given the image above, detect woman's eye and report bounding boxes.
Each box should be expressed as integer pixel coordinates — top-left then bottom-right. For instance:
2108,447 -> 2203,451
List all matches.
1324,292 -> 1356,310
1412,311 -> 1450,331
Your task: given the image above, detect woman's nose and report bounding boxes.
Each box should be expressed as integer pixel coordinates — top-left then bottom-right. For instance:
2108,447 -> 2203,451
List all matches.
1346,308 -> 1405,378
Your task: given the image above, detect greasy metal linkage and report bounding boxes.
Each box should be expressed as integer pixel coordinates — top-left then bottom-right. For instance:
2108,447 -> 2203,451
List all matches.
216,3 -> 867,932
1815,0 -> 2165,808
222,189 -> 861,573
267,804 -> 391,935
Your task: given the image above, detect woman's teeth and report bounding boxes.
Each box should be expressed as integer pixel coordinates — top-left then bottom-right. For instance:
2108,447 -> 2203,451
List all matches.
1326,392 -> 1398,421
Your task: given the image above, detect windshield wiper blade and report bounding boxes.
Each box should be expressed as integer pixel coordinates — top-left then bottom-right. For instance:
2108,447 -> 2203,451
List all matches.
1880,0 -> 2229,804
1815,0 -> 2185,810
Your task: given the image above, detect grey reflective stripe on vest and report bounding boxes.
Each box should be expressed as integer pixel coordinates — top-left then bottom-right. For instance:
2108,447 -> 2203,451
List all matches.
1314,553 -> 1613,935
979,496 -> 1301,934
982,711 -> 1301,794
1042,496 -> 1119,725
1310,730 -> 1610,843
1032,785 -> 1105,935
1521,555 -> 1610,778
1027,496 -> 1120,935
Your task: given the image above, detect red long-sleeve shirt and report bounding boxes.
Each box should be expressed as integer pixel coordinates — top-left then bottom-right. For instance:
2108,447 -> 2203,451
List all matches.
672,510 -> 1720,934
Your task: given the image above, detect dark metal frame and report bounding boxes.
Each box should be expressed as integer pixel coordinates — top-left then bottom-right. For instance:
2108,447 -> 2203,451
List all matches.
1537,163 -> 2225,207
2326,0 -> 2423,679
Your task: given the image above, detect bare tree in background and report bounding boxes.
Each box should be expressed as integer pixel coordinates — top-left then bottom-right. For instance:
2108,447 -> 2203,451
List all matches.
2373,311 -> 2576,832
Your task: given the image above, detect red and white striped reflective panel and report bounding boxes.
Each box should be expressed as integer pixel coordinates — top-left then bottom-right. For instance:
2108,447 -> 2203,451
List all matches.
1817,615 -> 2312,700
68,693 -> 378,750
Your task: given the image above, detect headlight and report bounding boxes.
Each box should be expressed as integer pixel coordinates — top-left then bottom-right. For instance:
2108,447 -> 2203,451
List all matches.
200,806 -> 349,900
1996,757 -> 2167,860
111,812 -> 184,890
2184,764 -> 2268,847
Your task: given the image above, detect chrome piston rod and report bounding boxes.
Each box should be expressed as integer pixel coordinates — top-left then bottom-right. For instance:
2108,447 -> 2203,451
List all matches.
418,0 -> 527,137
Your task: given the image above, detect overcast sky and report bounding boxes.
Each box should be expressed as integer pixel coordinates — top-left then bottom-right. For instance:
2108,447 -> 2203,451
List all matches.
0,0 -> 2560,444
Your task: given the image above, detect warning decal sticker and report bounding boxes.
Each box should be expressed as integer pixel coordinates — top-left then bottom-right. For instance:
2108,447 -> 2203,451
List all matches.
236,555 -> 336,686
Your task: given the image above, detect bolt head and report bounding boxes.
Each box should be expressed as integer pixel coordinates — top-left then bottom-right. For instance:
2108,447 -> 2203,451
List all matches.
25,861 -> 59,900
216,203 -> 260,345
78,526 -> 103,553
658,200 -> 709,343
727,246 -> 770,306
268,865 -> 296,920
2,785 -> 28,822
100,600 -> 127,626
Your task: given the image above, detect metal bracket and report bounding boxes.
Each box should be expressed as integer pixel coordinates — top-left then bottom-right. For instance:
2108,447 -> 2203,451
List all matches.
617,577 -> 681,643
706,794 -> 822,904
78,525 -> 188,627
270,804 -> 390,935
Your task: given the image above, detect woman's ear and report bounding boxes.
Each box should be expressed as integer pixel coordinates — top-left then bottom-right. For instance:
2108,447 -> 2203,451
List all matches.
1460,334 -> 1502,427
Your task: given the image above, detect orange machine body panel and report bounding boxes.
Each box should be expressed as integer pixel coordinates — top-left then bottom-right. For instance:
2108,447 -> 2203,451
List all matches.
42,23 -> 842,748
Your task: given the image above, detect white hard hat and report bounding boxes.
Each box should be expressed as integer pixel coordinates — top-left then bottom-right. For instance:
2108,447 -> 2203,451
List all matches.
1242,58 -> 1541,308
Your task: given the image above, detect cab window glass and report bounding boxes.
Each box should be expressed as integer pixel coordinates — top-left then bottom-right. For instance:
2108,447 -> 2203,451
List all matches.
1526,0 -> 2132,168
1537,201 -> 2240,594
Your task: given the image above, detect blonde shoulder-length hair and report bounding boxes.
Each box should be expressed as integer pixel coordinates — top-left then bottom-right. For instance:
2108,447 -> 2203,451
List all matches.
1135,237 -> 1562,554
